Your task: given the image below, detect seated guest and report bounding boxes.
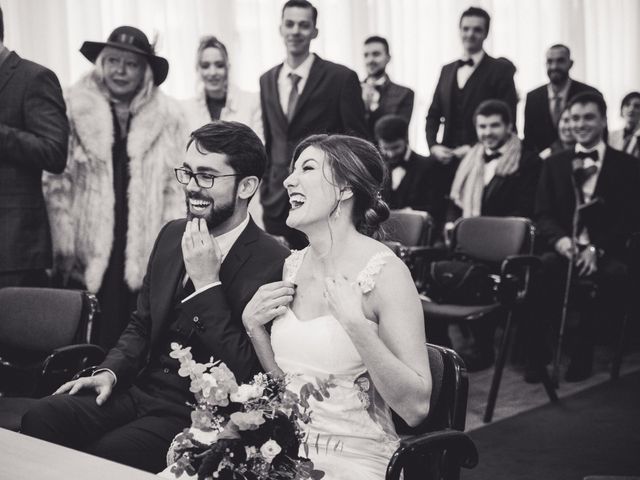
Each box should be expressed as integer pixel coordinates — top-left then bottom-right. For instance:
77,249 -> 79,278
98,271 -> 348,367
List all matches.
182,35 -> 264,226
43,26 -> 186,349
534,92 -> 640,382
446,99 -> 541,370
375,114 -> 447,236
539,106 -> 575,160
608,91 -> 640,159
524,44 -> 600,154
21,121 -> 290,473
362,36 -> 414,138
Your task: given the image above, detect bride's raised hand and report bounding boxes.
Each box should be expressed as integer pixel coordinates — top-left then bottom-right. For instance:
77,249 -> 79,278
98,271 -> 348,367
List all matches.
243,280 -> 296,333
324,276 -> 366,329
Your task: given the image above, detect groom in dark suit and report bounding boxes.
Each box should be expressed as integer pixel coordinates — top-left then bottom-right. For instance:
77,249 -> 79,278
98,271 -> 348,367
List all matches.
533,92 -> 640,382
0,6 -> 69,288
21,121 -> 290,472
426,6 -> 517,192
259,0 -> 368,248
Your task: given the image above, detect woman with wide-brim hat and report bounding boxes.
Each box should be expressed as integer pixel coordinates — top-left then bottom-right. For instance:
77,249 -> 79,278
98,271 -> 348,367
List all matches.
43,26 -> 186,349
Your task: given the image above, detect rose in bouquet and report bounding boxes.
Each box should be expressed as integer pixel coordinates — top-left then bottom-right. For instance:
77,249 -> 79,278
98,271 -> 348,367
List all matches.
167,343 -> 332,480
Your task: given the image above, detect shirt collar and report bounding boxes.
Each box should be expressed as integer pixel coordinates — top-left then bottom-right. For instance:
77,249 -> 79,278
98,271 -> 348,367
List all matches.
365,74 -> 389,87
282,53 -> 315,81
214,214 -> 250,261
575,140 -> 606,160
547,78 -> 572,99
0,45 -> 10,69
462,49 -> 485,65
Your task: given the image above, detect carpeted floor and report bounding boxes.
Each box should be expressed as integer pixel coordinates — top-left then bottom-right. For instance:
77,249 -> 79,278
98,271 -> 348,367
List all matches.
463,370 -> 640,480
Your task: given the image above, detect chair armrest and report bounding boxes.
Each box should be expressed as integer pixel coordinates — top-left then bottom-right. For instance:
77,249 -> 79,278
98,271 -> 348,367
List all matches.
499,255 -> 541,304
41,344 -> 106,379
386,429 -> 478,480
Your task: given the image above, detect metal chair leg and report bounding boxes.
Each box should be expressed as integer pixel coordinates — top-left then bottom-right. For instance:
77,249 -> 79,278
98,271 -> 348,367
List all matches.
483,311 -> 513,423
540,366 -> 559,402
611,312 -> 629,380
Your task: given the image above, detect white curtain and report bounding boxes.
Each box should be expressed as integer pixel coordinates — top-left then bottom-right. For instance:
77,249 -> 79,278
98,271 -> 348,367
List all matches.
3,0 -> 639,153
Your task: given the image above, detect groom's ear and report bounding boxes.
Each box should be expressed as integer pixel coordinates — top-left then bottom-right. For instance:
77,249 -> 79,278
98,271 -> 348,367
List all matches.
238,176 -> 259,200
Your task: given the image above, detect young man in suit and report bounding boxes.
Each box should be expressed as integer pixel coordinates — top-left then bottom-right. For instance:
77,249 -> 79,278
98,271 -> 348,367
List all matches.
0,6 -> 69,288
259,0 -> 368,248
362,36 -> 414,138
21,121 -> 291,473
426,6 -> 517,191
534,92 -> 640,382
445,99 -> 541,370
524,44 -> 601,154
375,114 -> 447,237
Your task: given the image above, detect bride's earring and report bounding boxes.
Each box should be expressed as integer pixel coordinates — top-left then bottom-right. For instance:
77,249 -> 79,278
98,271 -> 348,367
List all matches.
334,200 -> 342,219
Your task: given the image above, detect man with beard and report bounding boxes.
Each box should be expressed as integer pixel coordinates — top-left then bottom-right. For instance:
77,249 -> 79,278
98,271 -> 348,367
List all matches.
445,99 -> 541,371
362,36 -> 414,138
21,121 -> 291,473
375,114 -> 446,237
524,44 -> 601,154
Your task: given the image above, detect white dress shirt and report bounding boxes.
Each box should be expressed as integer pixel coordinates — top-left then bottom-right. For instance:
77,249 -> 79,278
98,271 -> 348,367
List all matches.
457,50 -> 485,89
390,147 -> 413,191
575,141 -> 606,244
482,142 -> 509,186
278,53 -> 316,115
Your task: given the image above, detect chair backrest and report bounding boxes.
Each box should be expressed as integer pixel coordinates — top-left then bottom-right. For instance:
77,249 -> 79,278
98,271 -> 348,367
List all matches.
385,209 -> 433,247
0,288 -> 88,353
452,216 -> 534,263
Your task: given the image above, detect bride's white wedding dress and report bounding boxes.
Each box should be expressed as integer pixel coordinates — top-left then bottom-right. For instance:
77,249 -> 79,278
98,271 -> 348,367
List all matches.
270,248 -> 400,480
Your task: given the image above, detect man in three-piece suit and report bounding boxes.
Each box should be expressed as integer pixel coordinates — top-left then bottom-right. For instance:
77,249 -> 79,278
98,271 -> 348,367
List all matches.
426,6 -> 518,192
259,0 -> 368,248
21,121 -> 291,472
0,6 -> 69,288
534,92 -> 640,382
362,36 -> 414,139
375,114 -> 447,238
524,44 -> 601,154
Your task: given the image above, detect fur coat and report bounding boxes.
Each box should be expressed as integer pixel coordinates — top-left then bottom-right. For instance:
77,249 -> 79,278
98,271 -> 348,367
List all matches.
43,73 -> 186,292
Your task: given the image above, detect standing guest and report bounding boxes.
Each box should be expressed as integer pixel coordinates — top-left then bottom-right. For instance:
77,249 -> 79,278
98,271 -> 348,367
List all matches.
446,99 -> 541,370
426,7 -> 517,192
43,26 -> 186,349
362,36 -> 414,138
0,5 -> 68,288
608,91 -> 640,159
22,121 -> 290,473
374,114 -> 447,236
182,35 -> 264,226
539,106 -> 575,160
534,92 -> 640,382
524,44 -> 600,154
260,0 -> 368,248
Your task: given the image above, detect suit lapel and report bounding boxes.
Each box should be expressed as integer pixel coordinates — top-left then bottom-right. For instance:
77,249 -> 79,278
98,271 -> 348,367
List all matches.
482,174 -> 506,207
290,55 -> 326,123
441,63 -> 456,120
219,219 -> 260,290
593,147 -> 615,199
461,54 -> 490,112
0,52 -> 20,97
268,64 -> 288,127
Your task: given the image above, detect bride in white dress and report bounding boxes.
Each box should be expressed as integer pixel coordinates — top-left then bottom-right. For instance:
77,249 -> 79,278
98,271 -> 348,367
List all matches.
242,134 -> 432,480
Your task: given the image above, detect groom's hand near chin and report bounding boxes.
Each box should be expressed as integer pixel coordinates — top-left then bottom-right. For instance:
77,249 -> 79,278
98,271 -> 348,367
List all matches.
53,372 -> 115,406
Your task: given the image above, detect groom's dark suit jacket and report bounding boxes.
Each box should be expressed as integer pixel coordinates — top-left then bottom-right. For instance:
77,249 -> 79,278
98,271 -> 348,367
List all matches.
99,218 -> 290,389
0,51 -> 68,274
259,55 -> 368,233
535,147 -> 640,259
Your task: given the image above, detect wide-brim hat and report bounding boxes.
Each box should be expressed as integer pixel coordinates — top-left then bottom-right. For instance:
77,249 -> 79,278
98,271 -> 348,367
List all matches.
80,26 -> 169,86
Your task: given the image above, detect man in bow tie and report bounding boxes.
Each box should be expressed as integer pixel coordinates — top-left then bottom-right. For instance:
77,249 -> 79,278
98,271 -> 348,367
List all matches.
361,36 -> 414,139
425,6 -> 518,193
534,91 -> 640,382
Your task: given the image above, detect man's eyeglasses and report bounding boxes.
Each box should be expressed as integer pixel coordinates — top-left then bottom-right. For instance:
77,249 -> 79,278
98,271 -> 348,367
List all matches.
174,168 -> 240,189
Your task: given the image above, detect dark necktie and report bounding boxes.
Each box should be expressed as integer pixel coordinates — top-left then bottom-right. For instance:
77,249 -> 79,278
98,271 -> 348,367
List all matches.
483,152 -> 501,163
287,73 -> 301,122
457,58 -> 474,68
550,95 -> 563,126
575,150 -> 599,162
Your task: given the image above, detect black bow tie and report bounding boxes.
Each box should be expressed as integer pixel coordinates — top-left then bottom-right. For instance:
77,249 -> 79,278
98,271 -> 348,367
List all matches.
483,152 -> 501,163
458,58 -> 474,67
575,150 -> 599,162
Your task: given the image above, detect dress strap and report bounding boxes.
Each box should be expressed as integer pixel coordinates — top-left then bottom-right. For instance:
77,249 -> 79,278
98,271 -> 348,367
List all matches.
356,250 -> 396,294
283,247 -> 309,283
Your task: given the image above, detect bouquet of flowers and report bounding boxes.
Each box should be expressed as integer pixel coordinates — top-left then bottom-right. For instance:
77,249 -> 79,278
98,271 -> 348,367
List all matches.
166,343 -> 331,480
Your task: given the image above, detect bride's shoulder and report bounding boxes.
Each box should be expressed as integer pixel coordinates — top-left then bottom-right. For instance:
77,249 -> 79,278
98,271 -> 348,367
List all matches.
355,239 -> 407,294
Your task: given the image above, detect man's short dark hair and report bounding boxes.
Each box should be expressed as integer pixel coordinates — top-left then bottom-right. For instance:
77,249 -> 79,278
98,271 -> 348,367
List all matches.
364,35 -> 389,55
621,91 -> 640,112
282,0 -> 318,26
473,99 -> 512,125
0,5 -> 4,42
187,121 -> 266,180
548,43 -> 571,58
374,115 -> 409,142
568,91 -> 608,118
460,6 -> 491,34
